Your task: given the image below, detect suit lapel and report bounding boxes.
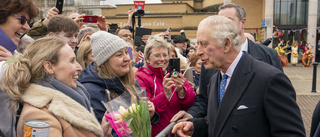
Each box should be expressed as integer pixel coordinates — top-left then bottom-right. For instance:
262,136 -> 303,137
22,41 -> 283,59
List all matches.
208,73 -> 220,117
213,53 -> 256,137
247,39 -> 263,61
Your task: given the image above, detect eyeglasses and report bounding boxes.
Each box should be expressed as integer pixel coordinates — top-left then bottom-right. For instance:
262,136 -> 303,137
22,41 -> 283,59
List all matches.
150,54 -> 169,59
11,14 -> 32,26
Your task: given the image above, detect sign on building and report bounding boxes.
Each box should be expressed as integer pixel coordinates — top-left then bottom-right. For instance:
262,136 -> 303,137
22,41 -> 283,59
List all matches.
261,19 -> 272,27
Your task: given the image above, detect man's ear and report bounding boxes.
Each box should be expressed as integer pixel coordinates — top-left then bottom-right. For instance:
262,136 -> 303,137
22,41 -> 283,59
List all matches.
48,32 -> 55,37
224,37 -> 232,53
240,18 -> 246,30
43,61 -> 54,74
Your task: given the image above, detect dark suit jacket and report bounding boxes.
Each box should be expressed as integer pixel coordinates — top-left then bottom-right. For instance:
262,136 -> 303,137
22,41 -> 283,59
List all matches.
310,101 -> 320,137
187,39 -> 283,118
191,53 -> 305,137
262,38 -> 272,46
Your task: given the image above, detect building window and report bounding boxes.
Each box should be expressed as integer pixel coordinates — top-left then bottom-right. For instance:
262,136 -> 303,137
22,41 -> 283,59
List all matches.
65,0 -> 74,6
274,0 -> 308,26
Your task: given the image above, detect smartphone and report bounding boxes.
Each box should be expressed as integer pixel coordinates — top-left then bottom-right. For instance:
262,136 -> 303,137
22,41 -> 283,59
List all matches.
55,0 -> 64,14
83,15 -> 98,23
110,23 -> 118,30
166,27 -> 171,32
164,27 -> 171,41
168,58 -> 180,76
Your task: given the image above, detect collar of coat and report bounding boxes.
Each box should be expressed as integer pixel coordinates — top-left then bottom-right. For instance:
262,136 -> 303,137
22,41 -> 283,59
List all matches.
21,83 -> 103,137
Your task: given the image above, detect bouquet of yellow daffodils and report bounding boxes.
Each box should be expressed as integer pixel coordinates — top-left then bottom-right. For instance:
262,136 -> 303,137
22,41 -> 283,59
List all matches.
104,88 -> 151,137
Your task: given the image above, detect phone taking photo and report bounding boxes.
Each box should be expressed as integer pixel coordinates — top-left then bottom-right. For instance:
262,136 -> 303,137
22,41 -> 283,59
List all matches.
83,15 -> 98,23
168,58 -> 180,76
109,23 -> 118,34
55,0 -> 64,14
110,23 -> 118,30
164,27 -> 171,41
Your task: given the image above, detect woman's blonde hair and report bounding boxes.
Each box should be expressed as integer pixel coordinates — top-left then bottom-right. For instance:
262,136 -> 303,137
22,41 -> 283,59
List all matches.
1,37 -> 67,114
76,40 -> 92,69
97,54 -> 137,103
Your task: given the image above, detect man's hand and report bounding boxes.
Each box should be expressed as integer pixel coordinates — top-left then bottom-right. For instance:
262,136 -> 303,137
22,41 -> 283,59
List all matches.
170,110 -> 192,123
171,121 -> 194,137
142,35 -> 150,44
128,9 -> 134,18
74,14 -> 86,29
0,46 -> 13,61
42,7 -> 59,27
96,15 -> 107,31
165,30 -> 171,41
156,32 -> 166,38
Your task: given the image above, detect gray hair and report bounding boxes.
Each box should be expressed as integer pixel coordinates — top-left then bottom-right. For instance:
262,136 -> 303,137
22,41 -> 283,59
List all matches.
78,27 -> 97,44
17,34 -> 34,53
144,35 -> 170,61
198,15 -> 242,51
219,3 -> 246,20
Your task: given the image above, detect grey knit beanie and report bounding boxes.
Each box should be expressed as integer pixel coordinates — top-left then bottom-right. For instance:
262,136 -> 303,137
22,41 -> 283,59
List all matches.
90,31 -> 128,66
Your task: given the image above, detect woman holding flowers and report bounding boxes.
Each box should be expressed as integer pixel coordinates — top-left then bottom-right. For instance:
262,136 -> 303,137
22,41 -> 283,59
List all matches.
79,31 -> 156,137
1,37 -> 104,137
135,36 -> 196,136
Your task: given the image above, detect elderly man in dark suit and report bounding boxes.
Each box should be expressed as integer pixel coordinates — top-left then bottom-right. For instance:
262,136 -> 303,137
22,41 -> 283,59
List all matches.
171,15 -> 305,137
171,3 -> 283,122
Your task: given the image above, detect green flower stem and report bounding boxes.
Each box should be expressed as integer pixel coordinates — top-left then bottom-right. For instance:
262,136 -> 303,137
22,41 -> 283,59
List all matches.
122,101 -> 151,137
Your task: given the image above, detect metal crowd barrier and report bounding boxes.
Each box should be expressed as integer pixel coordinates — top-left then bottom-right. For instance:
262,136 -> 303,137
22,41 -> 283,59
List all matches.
155,122 -> 177,137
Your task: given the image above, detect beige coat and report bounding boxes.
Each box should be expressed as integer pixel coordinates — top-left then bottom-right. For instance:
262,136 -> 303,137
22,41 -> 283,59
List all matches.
17,84 -> 103,137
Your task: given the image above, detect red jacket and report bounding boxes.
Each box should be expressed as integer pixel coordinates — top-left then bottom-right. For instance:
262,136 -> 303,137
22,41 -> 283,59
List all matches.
135,63 -> 196,136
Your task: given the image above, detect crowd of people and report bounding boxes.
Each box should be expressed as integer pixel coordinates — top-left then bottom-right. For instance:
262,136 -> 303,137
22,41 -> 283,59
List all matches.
273,39 -> 315,67
0,0 -> 317,137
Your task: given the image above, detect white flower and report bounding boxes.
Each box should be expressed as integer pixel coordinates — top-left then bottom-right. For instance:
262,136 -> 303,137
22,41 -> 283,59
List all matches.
119,106 -> 128,116
129,104 -> 137,113
114,113 -> 123,123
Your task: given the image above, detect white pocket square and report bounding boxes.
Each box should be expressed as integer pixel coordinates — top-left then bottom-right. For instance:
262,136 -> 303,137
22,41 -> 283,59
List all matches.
237,105 -> 248,110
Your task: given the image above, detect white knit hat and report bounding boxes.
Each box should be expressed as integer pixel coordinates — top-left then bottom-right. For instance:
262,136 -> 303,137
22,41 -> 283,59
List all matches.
90,31 -> 128,66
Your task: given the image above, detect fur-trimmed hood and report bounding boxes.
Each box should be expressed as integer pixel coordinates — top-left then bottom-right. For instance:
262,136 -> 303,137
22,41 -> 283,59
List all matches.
21,84 -> 103,137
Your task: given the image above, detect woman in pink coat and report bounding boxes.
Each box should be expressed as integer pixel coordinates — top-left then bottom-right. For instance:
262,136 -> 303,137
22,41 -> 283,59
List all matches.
135,36 -> 196,136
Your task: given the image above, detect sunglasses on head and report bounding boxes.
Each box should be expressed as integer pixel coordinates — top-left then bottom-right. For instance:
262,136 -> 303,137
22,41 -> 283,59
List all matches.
11,14 -> 32,26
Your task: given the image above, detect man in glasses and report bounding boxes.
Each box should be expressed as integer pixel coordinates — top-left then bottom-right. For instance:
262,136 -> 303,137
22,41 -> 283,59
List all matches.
172,15 -> 305,137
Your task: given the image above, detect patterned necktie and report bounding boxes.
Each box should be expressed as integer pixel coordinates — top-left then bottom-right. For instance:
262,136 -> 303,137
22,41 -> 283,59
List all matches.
219,74 -> 228,105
